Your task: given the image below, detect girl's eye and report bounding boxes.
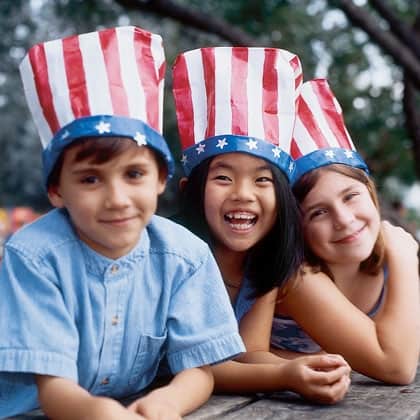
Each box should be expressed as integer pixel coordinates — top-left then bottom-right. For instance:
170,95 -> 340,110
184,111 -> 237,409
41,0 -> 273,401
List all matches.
127,170 -> 143,179
308,208 -> 327,220
256,176 -> 273,183
213,175 -> 231,182
344,192 -> 360,202
81,175 -> 98,184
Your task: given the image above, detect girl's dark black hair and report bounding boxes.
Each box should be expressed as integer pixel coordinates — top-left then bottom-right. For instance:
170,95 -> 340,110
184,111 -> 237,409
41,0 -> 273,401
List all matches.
173,158 -> 213,244
176,156 -> 304,297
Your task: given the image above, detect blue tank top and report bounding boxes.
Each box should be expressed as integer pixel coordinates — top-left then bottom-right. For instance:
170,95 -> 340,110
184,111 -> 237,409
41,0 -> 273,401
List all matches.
232,276 -> 256,323
271,270 -> 388,353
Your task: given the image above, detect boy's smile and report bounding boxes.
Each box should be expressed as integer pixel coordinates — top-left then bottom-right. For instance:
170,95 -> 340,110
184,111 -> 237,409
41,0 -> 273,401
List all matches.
48,141 -> 166,259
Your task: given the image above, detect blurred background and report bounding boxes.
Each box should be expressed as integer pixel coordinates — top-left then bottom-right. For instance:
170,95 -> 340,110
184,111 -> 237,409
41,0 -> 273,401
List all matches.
1,0 -> 420,254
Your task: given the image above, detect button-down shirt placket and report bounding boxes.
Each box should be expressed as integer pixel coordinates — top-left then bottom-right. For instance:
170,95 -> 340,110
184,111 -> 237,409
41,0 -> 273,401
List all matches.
91,263 -> 127,394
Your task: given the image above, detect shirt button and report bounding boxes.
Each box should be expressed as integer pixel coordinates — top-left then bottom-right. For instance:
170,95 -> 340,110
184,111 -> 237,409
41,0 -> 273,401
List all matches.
111,265 -> 119,274
101,377 -> 110,385
111,315 -> 119,325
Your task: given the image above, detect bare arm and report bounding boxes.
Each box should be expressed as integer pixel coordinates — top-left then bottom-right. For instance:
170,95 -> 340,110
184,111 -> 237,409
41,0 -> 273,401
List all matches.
128,366 -> 213,419
211,355 -> 349,404
277,221 -> 420,384
235,288 -> 277,362
212,289 -> 350,403
374,221 -> 420,380
236,289 -> 316,364
36,375 -> 144,420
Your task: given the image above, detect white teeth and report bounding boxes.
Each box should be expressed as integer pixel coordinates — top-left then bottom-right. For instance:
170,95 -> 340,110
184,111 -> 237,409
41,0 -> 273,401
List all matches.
226,212 -> 255,220
227,222 -> 253,230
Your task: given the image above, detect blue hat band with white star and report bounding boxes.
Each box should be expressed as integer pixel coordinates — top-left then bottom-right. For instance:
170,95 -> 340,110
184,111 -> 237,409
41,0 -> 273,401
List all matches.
42,115 -> 174,184
293,147 -> 369,184
181,135 -> 295,181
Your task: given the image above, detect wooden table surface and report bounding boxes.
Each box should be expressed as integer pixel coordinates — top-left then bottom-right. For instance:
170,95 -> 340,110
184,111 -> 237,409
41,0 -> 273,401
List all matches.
185,369 -> 420,419
10,369 -> 420,419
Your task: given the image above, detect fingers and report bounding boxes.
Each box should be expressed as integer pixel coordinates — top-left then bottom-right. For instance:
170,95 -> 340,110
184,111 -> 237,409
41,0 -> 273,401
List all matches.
300,357 -> 351,404
310,365 -> 351,385
126,401 -> 148,418
308,374 -> 351,405
303,354 -> 350,371
299,355 -> 351,404
382,220 -> 419,257
382,220 -> 417,244
283,355 -> 351,405
127,400 -> 182,420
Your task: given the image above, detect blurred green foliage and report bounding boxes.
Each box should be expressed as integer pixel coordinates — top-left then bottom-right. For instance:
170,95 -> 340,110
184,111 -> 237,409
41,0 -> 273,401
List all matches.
0,0 -> 418,213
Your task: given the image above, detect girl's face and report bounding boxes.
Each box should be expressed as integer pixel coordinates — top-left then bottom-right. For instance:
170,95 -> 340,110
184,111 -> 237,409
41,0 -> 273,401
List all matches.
204,153 -> 277,255
300,170 -> 380,266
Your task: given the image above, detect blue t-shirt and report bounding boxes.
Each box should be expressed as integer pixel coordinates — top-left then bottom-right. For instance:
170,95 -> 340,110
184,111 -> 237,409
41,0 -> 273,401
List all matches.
0,209 -> 245,417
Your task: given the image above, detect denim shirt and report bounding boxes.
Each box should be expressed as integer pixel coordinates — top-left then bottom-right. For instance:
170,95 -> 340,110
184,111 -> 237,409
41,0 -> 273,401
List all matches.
0,209 -> 244,417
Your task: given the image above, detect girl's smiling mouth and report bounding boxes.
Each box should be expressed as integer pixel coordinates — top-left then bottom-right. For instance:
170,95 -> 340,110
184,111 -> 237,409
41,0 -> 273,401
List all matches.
224,211 -> 257,230
333,225 -> 366,244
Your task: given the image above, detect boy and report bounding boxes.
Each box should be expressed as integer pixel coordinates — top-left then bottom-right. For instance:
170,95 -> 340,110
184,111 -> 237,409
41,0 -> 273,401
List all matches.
0,26 -> 244,419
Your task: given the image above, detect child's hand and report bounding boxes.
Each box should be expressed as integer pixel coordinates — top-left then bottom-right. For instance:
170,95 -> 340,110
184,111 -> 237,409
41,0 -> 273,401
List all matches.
382,220 -> 419,260
83,396 -> 147,420
283,354 -> 351,404
36,375 -> 147,420
128,367 -> 212,418
128,393 -> 182,420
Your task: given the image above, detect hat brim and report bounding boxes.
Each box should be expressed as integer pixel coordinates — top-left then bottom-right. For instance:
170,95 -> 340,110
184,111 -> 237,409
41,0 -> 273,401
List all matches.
293,147 -> 369,184
42,115 -> 174,185
181,135 -> 295,182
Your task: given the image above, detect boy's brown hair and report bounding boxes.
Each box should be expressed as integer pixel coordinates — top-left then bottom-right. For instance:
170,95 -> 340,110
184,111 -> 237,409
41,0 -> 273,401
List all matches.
47,137 -> 167,188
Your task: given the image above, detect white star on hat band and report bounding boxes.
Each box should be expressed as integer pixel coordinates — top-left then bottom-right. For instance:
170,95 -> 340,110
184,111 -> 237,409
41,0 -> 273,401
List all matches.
181,134 -> 294,180
42,115 -> 174,183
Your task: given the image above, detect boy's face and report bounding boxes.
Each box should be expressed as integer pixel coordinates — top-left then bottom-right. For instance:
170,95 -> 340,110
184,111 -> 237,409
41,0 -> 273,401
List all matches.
48,142 -> 166,259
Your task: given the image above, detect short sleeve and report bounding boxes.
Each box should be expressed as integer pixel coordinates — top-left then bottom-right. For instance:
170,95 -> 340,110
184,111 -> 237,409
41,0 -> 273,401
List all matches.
0,245 -> 79,381
165,249 -> 245,373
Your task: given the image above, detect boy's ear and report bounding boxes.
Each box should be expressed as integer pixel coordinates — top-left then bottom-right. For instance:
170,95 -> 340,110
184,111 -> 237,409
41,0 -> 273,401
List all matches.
47,185 -> 65,208
179,177 -> 188,192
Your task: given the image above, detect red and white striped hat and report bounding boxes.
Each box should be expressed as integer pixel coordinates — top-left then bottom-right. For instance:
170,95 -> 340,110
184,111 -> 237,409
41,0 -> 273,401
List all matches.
172,47 -> 302,180
19,26 -> 174,182
291,79 -> 368,182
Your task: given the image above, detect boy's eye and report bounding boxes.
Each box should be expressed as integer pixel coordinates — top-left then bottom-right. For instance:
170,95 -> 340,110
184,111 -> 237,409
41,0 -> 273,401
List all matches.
81,175 -> 98,184
127,170 -> 144,179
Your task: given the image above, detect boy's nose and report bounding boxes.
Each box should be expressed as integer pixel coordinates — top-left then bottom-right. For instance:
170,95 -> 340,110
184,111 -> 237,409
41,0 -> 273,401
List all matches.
104,183 -> 130,208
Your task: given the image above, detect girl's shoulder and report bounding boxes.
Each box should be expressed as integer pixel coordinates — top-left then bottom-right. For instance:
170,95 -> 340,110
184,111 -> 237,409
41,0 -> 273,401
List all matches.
284,263 -> 332,293
276,265 -> 339,311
